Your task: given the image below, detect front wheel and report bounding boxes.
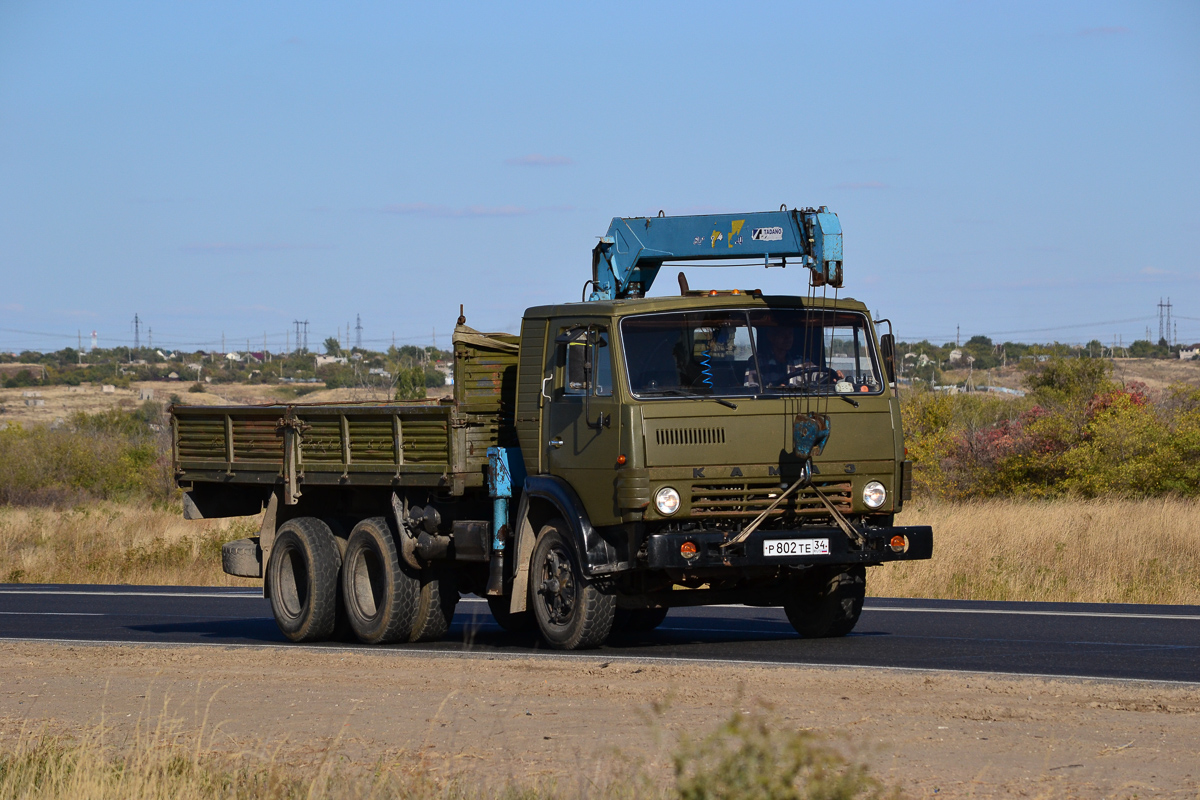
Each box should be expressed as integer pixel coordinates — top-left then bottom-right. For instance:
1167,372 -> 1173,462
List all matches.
529,521 -> 614,650
783,566 -> 866,638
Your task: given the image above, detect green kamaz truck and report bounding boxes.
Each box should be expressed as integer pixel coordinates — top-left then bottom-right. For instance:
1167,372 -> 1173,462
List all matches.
171,208 -> 932,650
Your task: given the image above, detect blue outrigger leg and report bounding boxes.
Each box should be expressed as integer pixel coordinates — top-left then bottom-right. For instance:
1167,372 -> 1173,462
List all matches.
486,446 -> 524,595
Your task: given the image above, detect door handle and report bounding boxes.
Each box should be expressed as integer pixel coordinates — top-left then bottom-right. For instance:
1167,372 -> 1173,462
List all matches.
548,438 -> 564,448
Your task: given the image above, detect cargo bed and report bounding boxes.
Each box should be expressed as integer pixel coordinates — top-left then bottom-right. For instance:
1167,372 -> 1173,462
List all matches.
171,327 -> 519,499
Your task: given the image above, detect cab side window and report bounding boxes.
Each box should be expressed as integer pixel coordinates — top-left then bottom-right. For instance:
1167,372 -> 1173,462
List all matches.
593,331 -> 612,397
561,326 -> 612,397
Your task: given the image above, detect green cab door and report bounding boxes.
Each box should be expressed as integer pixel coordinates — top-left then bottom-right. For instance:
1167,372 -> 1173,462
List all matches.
543,321 -> 621,526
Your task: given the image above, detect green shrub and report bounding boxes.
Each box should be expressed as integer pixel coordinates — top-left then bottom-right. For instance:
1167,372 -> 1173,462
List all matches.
394,366 -> 428,400
0,405 -> 173,507
903,358 -> 1200,499
673,709 -> 891,800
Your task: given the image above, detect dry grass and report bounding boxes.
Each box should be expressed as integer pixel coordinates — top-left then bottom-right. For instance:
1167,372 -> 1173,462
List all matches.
0,705 -> 886,800
874,496 -> 1200,604
0,504 -> 258,586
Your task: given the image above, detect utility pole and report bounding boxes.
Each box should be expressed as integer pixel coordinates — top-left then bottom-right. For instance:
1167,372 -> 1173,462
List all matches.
133,313 -> 141,350
148,328 -> 152,350
355,314 -> 363,350
1158,297 -> 1173,344
956,325 -> 960,348
292,320 -> 309,353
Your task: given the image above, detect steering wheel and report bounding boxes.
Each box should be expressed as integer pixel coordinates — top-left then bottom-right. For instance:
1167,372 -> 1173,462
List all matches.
791,365 -> 838,386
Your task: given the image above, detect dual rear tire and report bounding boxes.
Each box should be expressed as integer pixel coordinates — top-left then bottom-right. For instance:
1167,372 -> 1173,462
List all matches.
266,515 -> 456,644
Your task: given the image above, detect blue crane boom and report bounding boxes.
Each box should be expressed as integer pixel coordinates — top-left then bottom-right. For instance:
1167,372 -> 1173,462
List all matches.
589,207 -> 843,301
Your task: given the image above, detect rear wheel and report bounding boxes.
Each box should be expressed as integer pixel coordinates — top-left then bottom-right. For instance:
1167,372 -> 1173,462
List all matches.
487,595 -> 533,633
783,566 -> 866,638
410,565 -> 458,642
530,520 -> 615,650
341,517 -> 418,644
267,517 -> 341,643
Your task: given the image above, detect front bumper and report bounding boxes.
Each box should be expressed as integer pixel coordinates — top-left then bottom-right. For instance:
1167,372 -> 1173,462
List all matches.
645,525 -> 933,569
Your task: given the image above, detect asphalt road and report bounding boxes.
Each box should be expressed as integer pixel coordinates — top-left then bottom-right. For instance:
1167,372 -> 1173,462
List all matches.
1,584 -> 1197,683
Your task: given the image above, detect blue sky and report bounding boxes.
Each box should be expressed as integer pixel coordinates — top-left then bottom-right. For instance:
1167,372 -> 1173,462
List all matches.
1,1 -> 1197,353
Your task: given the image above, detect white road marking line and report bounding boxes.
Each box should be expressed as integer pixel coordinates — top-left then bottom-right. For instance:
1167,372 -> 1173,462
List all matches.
862,606 -> 1200,621
0,590 -> 258,599
0,611 -> 103,616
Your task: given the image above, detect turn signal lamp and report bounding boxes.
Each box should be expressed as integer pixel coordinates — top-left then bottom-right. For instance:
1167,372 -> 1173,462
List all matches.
616,454 -> 627,466
708,290 -> 719,296
889,535 -> 907,552
681,541 -> 698,558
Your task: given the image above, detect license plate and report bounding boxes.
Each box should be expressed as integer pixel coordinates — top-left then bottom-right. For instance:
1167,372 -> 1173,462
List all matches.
762,538 -> 830,557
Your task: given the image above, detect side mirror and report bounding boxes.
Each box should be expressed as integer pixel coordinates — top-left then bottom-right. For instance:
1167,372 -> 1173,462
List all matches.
880,333 -> 896,384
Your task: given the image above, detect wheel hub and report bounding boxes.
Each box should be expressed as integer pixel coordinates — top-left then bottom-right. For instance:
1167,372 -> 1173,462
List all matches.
537,546 -> 576,625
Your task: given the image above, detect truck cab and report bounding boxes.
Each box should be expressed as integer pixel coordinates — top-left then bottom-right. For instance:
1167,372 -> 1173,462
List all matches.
500,290 -> 929,649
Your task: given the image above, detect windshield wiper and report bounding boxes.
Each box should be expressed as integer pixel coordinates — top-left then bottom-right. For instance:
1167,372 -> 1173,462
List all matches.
760,385 -> 859,407
640,389 -> 738,410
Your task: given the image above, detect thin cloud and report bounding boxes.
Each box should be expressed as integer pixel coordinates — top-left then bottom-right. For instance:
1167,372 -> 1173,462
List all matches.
834,181 -> 889,190
182,242 -> 335,254
1079,26 -> 1129,36
1139,266 -> 1174,276
505,154 -> 573,167
0,303 -> 22,312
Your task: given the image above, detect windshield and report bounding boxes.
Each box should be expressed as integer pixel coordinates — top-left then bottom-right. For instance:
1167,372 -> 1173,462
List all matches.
620,308 -> 882,398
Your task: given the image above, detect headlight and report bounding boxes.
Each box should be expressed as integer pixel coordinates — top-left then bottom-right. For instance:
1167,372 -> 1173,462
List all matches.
862,481 -> 887,509
654,486 -> 681,516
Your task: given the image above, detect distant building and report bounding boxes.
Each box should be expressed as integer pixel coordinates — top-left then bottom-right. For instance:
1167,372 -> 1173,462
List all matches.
1181,346 -> 1199,361
315,355 -> 348,367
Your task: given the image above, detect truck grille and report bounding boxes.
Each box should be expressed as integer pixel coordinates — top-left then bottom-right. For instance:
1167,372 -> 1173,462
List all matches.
655,426 -> 726,447
690,479 -> 852,518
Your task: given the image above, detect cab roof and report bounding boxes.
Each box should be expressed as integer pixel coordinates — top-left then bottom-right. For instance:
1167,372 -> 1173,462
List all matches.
522,293 -> 870,321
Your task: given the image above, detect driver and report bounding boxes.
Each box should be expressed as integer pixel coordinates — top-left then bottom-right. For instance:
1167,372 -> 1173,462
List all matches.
751,321 -> 844,389
757,325 -> 795,387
